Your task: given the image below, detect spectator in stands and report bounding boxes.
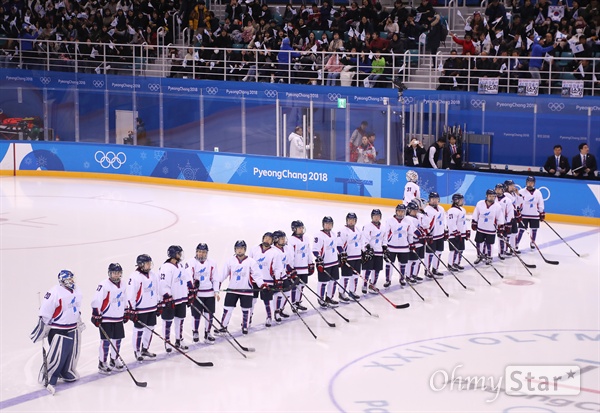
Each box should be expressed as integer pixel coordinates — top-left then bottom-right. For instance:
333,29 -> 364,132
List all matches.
466,11 -> 486,40
449,31 -> 477,55
349,121 -> 369,162
485,0 -> 507,31
328,31 -> 344,52
442,134 -> 462,170
390,0 -> 409,28
438,49 -> 463,90
543,144 -> 570,176
423,136 -> 446,168
425,14 -> 443,54
401,14 -> 423,50
404,138 -> 426,167
325,52 -> 343,85
415,0 -> 435,29
384,17 -> 400,36
368,31 -> 390,52
365,50 -> 385,87
529,35 -> 557,79
572,143 -> 597,179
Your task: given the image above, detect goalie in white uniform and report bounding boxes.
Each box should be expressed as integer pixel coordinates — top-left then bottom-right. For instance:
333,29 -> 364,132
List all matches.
404,170 -> 421,205
30,270 -> 84,395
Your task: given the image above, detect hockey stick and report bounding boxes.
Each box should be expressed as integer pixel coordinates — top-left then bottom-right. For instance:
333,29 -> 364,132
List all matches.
525,229 -> 559,265
298,292 -> 336,328
498,236 -> 535,276
413,250 -> 450,297
386,260 -> 426,301
279,290 -> 317,339
447,240 -> 491,286
98,325 -> 147,387
296,277 -> 350,323
424,243 -> 468,289
466,238 -> 508,278
192,299 -> 255,353
322,268 -> 379,317
543,221 -> 581,257
190,303 -> 247,358
138,321 -> 214,367
37,293 -> 49,388
345,262 -> 410,309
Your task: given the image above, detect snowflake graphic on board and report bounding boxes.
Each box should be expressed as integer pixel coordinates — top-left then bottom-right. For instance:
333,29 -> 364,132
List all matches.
178,161 -> 199,180
453,178 -> 463,191
24,157 -> 33,165
50,147 -> 58,155
465,193 -> 475,204
140,151 -> 147,160
387,170 -> 399,185
36,155 -> 47,168
162,166 -> 169,175
418,179 -> 434,197
235,161 -> 248,176
83,161 -> 90,169
130,162 -> 142,175
154,151 -> 167,163
581,206 -> 595,217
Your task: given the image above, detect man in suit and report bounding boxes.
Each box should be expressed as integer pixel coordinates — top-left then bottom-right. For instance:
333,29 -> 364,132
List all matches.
543,144 -> 570,176
442,135 -> 463,170
572,143 -> 597,180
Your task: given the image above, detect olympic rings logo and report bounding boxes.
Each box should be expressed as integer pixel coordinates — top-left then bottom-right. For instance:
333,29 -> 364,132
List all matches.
94,151 -> 127,169
327,93 -> 341,101
206,87 -> 218,95
264,89 -> 278,98
547,102 -> 565,112
40,77 -> 51,85
399,96 -> 414,104
470,99 -> 485,109
92,80 -> 104,88
147,83 -> 160,92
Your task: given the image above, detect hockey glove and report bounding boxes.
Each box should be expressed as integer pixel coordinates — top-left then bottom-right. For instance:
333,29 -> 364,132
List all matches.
162,293 -> 175,310
443,230 -> 449,240
496,226 -> 503,237
471,221 -> 478,231
382,246 -> 391,262
125,307 -> 138,323
91,314 -> 102,327
339,251 -> 348,265
465,230 -> 471,239
315,256 -> 325,273
539,212 -> 546,221
187,289 -> 196,306
361,248 -> 374,264
451,230 -> 460,239
156,303 -> 164,316
307,263 -> 315,275
516,209 -> 523,223
409,243 -> 417,252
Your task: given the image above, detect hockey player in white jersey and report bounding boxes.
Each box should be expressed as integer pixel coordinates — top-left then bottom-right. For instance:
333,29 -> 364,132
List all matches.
126,254 -> 159,362
288,220 -> 313,312
405,201 -> 426,283
272,230 -> 294,322
503,179 -> 523,255
423,192 -> 447,276
312,216 -> 340,307
446,194 -> 468,271
91,263 -> 127,374
248,233 -> 281,327
186,243 -> 220,344
495,183 -> 514,260
361,209 -> 386,293
383,204 -> 411,287
516,176 -> 545,251
337,212 -> 363,301
216,240 -> 265,335
471,189 -> 506,265
30,270 -> 83,395
158,245 -> 192,352
404,170 -> 421,205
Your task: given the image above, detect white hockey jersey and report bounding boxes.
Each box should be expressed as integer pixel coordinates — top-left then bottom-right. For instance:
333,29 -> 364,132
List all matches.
496,194 -> 515,224
423,205 -> 447,240
288,234 -> 313,275
91,278 -> 127,322
312,230 -> 338,268
472,200 -> 505,234
159,261 -> 191,305
127,270 -> 160,313
39,285 -> 82,330
362,221 -> 385,254
249,245 -> 280,284
446,206 -> 467,237
519,187 -> 544,220
185,258 -> 220,298
404,215 -> 423,247
336,225 -> 363,260
384,216 -> 410,252
273,245 -> 294,280
222,255 -> 263,296
404,182 -> 420,204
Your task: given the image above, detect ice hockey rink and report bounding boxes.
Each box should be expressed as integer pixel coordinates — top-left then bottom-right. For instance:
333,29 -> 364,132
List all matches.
1,176 -> 599,413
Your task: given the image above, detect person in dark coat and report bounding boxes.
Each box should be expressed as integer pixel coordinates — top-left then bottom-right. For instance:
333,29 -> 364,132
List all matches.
543,144 -> 570,176
442,135 -> 463,169
404,138 -> 426,167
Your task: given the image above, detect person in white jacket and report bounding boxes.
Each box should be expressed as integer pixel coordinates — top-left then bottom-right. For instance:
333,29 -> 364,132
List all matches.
289,126 -> 308,158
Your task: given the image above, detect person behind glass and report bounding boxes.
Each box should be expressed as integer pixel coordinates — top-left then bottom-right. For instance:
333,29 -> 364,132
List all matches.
423,137 -> 446,168
357,135 -> 376,163
572,143 -> 597,179
442,135 -> 462,169
543,144 -> 570,177
404,138 -> 426,166
349,121 -> 368,162
289,126 -> 308,158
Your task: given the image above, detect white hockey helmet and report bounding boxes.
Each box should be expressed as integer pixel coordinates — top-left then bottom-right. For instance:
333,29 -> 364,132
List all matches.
406,170 -> 418,183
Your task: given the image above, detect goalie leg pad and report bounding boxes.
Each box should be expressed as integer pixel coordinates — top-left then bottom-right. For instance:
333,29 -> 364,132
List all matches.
44,332 -> 74,385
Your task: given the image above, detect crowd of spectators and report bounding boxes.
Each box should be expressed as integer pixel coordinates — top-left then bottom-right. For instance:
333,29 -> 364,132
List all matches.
0,0 -> 599,91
